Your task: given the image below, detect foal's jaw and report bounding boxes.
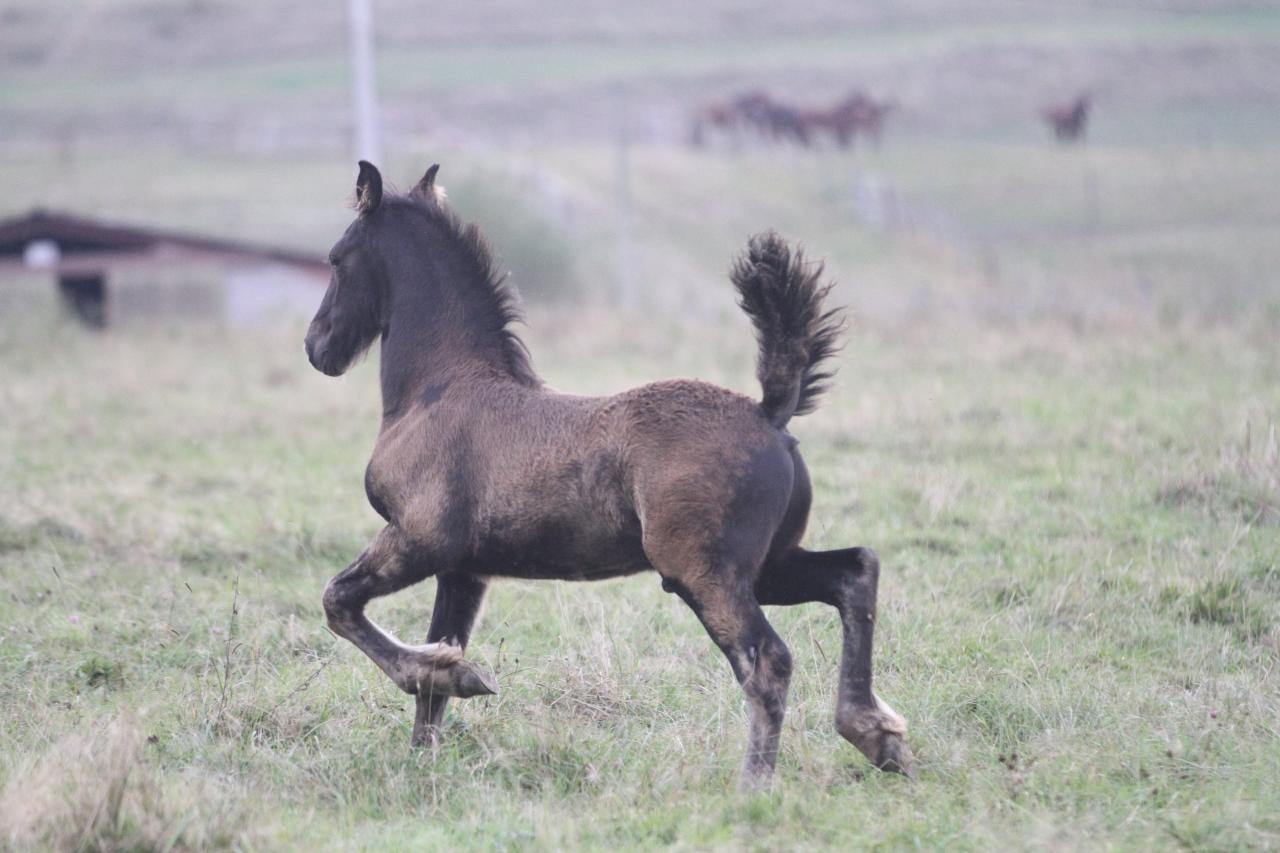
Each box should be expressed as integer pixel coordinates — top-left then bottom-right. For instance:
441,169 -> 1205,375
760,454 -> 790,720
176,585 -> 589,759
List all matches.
310,354 -> 348,377
304,324 -> 346,377
305,323 -> 373,377
305,345 -> 346,377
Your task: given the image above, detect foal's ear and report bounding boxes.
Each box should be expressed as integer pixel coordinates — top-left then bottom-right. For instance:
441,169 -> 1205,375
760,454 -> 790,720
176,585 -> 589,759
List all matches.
355,160 -> 383,215
411,164 -> 443,204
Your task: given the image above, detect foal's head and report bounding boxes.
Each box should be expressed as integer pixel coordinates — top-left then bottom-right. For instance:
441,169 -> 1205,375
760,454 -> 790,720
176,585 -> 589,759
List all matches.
304,160 -> 444,376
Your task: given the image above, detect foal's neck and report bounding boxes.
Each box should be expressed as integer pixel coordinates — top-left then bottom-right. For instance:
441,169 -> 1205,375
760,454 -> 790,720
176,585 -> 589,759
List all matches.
377,228 -> 514,422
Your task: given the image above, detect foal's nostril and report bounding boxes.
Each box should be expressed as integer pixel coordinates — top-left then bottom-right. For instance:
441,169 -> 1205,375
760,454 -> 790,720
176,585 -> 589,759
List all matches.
304,331 -> 325,366
305,315 -> 333,363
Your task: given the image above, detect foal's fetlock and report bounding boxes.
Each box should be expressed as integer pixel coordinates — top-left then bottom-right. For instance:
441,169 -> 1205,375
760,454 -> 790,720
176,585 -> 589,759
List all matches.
394,645 -> 498,698
836,696 -> 915,778
739,759 -> 777,793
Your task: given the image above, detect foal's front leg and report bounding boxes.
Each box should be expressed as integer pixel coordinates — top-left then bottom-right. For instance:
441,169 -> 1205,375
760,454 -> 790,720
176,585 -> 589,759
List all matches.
412,572 -> 490,748
323,526 -> 497,699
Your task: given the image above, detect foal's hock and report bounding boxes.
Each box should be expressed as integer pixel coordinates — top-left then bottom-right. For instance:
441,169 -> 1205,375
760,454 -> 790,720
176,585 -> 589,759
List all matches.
305,161 -> 913,787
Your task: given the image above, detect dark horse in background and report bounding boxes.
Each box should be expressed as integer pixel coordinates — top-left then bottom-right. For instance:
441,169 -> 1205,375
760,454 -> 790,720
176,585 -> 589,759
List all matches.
812,90 -> 897,148
1043,93 -> 1091,143
692,89 -> 895,150
692,91 -> 811,147
304,161 -> 913,788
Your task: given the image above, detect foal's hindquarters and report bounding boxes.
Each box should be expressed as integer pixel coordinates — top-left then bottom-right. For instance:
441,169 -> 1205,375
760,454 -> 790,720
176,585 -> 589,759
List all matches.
629,395 -> 913,787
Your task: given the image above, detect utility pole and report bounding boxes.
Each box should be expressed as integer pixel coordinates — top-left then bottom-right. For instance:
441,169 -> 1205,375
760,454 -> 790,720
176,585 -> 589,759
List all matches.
613,86 -> 636,308
347,0 -> 382,165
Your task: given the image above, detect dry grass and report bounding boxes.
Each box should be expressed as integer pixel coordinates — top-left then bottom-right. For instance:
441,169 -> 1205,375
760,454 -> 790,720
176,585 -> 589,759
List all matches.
1159,417 -> 1280,525
0,715 -> 252,851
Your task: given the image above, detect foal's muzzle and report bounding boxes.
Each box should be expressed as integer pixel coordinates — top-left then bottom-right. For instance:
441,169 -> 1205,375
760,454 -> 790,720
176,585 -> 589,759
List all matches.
304,322 -> 345,377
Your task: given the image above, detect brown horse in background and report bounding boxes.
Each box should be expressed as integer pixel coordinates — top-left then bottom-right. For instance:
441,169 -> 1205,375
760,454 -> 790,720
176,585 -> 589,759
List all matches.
1043,94 -> 1091,142
807,90 -> 897,148
693,89 -> 895,149
305,161 -> 913,788
693,91 -> 812,147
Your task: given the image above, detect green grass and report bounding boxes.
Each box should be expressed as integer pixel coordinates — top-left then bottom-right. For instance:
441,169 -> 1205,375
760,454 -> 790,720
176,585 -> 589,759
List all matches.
1,298 -> 1277,849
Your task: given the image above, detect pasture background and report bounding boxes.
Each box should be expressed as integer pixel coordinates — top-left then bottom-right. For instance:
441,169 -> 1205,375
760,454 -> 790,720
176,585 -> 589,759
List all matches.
2,0 -> 1279,849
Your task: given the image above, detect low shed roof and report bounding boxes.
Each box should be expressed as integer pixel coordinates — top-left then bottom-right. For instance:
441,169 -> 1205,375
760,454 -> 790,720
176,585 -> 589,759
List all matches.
0,208 -> 328,273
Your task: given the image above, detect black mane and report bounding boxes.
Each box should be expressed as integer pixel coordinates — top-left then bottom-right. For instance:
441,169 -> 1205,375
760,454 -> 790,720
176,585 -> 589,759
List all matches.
394,193 -> 540,388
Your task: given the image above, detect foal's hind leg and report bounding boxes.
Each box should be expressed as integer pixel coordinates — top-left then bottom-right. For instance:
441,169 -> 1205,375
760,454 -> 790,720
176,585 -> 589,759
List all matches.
412,573 -> 489,748
665,576 -> 793,790
755,547 -> 914,776
323,526 -> 497,699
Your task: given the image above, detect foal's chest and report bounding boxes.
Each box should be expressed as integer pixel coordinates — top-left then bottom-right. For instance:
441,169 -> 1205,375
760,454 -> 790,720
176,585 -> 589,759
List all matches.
363,461 -> 394,522
362,415 -> 446,525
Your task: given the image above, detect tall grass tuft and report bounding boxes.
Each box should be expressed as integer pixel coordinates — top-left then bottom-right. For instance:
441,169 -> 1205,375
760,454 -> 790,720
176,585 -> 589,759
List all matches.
1158,417 -> 1280,524
0,715 -> 253,851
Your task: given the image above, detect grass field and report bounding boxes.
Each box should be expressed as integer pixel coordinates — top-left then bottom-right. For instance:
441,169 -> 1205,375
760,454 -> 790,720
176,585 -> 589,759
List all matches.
1,299 -> 1278,849
3,0 -> 1280,849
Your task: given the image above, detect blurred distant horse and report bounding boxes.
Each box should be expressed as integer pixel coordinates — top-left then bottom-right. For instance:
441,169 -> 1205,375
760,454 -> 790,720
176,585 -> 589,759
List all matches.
692,91 -> 769,146
693,89 -> 894,149
692,91 -> 810,147
691,93 -> 751,146
753,97 -> 812,146
305,161 -> 914,789
690,102 -> 739,146
1042,94 -> 1091,143
806,90 -> 897,148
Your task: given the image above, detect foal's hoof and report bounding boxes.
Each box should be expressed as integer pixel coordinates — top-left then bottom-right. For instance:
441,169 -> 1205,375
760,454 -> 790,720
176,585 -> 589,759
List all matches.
872,733 -> 916,779
396,644 -> 499,698
837,695 -> 916,779
452,659 -> 499,698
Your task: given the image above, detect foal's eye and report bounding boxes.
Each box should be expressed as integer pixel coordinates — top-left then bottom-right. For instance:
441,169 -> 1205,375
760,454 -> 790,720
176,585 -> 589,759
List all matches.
328,253 -> 341,267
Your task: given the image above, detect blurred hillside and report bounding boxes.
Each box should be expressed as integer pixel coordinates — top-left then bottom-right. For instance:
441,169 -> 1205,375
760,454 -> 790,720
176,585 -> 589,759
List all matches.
2,0 -> 1279,325
5,1 -> 1278,149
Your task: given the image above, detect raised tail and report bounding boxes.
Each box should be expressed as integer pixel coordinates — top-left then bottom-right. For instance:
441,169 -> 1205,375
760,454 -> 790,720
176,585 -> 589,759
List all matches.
730,231 -> 845,428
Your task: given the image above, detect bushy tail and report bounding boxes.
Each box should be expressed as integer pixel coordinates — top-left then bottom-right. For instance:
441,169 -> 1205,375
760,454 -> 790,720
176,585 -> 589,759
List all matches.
730,231 -> 845,428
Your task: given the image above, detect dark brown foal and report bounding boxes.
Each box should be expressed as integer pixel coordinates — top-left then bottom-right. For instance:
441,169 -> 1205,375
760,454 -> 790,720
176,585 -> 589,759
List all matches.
304,161 -> 913,788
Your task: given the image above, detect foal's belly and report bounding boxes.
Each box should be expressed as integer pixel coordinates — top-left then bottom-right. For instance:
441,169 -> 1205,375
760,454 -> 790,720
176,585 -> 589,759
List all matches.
464,515 -> 651,581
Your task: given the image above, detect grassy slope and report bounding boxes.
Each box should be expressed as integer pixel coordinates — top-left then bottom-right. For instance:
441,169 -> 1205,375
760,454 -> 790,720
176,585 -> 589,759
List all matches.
5,7 -> 1278,111
3,3 -> 1279,322
0,304 -> 1277,849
